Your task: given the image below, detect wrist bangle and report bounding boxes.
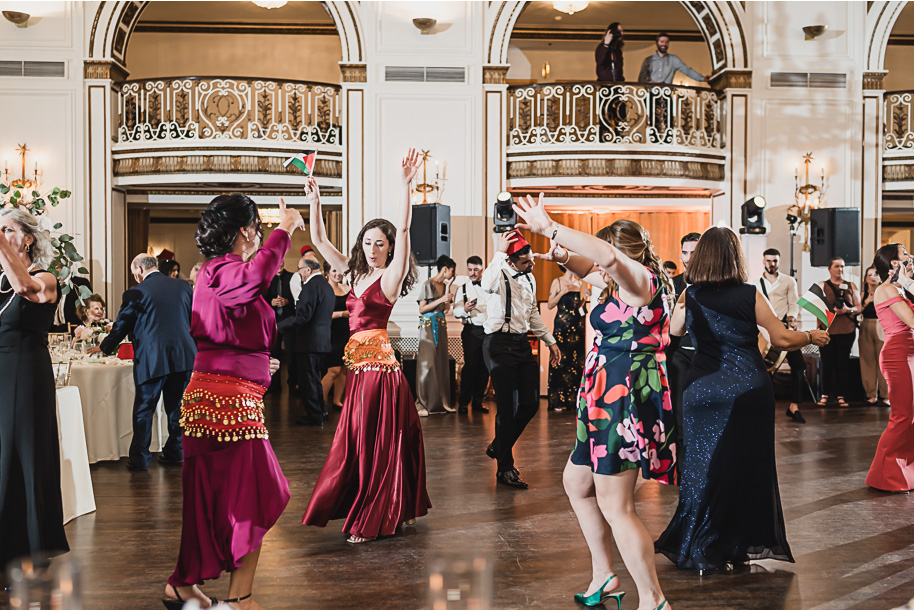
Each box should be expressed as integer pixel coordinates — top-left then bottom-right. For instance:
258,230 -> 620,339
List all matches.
560,250 -> 572,266
806,331 -> 812,345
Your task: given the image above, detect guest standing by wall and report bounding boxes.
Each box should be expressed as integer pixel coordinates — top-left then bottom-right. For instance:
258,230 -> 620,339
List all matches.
302,152 -> 431,543
816,257 -> 861,407
264,264 -> 294,394
866,244 -> 914,491
321,261 -> 351,411
595,22 -> 625,81
453,255 -> 489,414
90,254 -> 196,471
159,259 -> 181,279
416,255 -> 456,416
860,265 -> 890,407
547,266 -> 587,412
162,193 -> 301,609
654,227 -> 828,572
0,208 -> 69,580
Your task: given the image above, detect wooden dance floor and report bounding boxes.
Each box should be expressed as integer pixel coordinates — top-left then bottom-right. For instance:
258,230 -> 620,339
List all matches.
66,394 -> 914,610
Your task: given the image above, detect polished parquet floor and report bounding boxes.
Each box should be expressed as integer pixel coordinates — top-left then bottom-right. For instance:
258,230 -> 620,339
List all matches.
65,391 -> 914,610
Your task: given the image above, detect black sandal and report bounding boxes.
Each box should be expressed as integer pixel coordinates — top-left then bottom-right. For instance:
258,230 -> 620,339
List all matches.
221,593 -> 253,608
162,586 -> 217,610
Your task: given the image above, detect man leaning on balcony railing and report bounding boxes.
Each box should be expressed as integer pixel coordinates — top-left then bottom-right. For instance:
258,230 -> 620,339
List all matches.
638,32 -> 710,85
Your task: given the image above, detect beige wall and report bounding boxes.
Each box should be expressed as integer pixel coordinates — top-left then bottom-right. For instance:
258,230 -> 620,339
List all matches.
127,32 -> 343,83
884,45 -> 914,91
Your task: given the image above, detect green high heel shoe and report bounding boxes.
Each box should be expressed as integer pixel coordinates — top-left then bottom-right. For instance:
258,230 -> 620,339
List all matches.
573,574 -> 625,608
656,598 -> 669,609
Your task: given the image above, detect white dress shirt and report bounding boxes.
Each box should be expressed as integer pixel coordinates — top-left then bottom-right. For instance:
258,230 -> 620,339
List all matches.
453,278 -> 488,327
290,272 -> 302,302
757,272 -> 799,321
480,252 -> 556,345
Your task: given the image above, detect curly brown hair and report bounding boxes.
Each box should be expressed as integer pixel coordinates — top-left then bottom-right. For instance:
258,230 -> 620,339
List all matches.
345,218 -> 418,297
597,219 -> 674,302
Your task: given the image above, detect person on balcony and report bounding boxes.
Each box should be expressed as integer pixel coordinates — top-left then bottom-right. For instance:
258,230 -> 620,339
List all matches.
595,22 -> 624,81
638,33 -> 710,85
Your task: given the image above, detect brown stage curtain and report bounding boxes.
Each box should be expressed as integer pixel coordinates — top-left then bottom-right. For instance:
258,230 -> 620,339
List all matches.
527,209 -> 710,302
126,208 -> 150,288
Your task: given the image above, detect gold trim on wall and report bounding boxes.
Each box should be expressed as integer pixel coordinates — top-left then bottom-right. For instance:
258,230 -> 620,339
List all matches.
709,69 -> 752,89
508,158 -> 725,181
114,155 -> 343,177
483,66 -> 509,85
84,60 -> 129,82
340,63 -> 367,83
863,71 -> 888,90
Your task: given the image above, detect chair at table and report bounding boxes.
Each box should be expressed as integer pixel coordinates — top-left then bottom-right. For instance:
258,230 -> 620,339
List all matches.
52,356 -> 72,387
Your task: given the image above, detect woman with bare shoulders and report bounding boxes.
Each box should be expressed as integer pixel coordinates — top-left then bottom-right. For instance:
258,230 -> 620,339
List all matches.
302,150 -> 431,543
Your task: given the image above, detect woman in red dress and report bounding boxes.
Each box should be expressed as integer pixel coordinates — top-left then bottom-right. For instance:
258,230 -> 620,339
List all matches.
302,150 -> 431,543
866,243 -> 914,491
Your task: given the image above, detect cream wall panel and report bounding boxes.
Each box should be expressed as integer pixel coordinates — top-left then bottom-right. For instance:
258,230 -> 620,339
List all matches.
0,1 -> 72,49
376,1 -> 474,56
761,1 -> 853,61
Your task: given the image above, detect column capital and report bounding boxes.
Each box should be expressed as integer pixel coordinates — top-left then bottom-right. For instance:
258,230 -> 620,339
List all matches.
340,63 -> 367,83
483,66 -> 509,85
709,69 -> 752,90
83,60 -> 129,84
863,71 -> 888,91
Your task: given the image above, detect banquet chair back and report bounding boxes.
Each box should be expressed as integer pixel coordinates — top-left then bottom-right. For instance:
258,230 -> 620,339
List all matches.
52,356 -> 72,387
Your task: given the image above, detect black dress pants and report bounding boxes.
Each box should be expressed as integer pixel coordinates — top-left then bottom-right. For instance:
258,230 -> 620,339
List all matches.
130,370 -> 191,468
483,333 -> 539,473
785,348 -> 807,403
460,324 -> 489,409
819,330 -> 856,399
667,344 -> 693,479
296,352 -> 326,423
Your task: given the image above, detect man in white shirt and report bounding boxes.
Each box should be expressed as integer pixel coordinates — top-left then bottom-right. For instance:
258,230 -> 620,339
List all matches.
289,245 -> 320,304
453,255 -> 490,414
757,248 -> 807,423
481,231 -> 561,489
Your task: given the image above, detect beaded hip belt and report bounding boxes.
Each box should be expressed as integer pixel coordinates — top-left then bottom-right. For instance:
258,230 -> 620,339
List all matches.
344,328 -> 400,373
179,371 -> 268,442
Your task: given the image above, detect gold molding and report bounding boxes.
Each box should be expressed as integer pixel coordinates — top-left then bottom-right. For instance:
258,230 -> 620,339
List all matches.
508,158 -> 725,181
863,71 -> 888,90
709,69 -> 751,90
885,164 -> 914,182
340,63 -> 367,83
84,60 -> 129,82
114,155 -> 343,177
483,66 -> 509,85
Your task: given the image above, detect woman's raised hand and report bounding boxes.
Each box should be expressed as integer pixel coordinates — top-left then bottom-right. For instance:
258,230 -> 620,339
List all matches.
513,193 -> 555,237
402,148 -> 421,184
534,238 -> 564,262
278,197 -> 305,233
304,176 -> 321,210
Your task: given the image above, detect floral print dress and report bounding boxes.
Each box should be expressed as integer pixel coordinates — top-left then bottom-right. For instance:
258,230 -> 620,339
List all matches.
569,270 -> 677,485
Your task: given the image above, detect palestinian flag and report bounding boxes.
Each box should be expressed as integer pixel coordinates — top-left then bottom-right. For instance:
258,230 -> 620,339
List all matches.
283,150 -> 317,175
797,284 -> 836,327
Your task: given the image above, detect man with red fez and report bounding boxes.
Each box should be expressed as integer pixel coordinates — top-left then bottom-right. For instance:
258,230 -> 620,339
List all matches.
480,229 -> 561,489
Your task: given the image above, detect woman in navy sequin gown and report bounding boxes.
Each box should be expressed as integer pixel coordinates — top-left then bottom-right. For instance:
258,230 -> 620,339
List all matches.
654,227 -> 829,571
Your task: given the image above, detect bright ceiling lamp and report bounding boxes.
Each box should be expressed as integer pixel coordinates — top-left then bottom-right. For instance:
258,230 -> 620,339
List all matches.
252,0 -> 287,8
553,1 -> 589,15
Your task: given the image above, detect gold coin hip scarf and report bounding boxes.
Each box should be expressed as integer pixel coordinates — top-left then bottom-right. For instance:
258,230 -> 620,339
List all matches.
179,371 -> 269,442
343,328 -> 401,373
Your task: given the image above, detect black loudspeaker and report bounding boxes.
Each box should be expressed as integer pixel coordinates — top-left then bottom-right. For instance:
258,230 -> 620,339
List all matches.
810,208 -> 860,267
410,203 -> 450,265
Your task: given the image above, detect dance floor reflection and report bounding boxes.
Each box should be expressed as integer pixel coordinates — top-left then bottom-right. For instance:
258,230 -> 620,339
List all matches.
66,395 -> 914,609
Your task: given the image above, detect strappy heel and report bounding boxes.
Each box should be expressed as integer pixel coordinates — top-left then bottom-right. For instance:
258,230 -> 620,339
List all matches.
573,574 -> 625,608
656,598 -> 670,609
162,585 -> 216,610
221,593 -> 252,608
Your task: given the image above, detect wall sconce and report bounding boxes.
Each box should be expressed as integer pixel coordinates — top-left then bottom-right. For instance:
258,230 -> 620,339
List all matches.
412,18 -> 437,35
542,62 -> 551,79
2,11 -> 31,28
3,143 -> 41,199
802,25 -> 827,40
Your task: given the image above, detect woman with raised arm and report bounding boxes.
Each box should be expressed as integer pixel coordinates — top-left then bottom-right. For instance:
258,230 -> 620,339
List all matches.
163,194 -> 303,610
654,227 -> 828,573
302,150 -> 431,544
513,194 -> 672,610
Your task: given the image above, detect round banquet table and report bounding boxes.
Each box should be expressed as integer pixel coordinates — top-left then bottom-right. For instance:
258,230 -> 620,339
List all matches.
56,385 -> 96,523
67,362 -> 168,464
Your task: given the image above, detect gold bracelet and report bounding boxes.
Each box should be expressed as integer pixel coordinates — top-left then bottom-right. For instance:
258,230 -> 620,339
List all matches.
806,331 -> 812,345
559,249 -> 572,266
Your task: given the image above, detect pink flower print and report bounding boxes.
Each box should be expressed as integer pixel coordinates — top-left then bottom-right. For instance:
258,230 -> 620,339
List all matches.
635,306 -> 661,326
599,299 -> 629,324
616,416 -> 643,447
648,445 -> 673,474
589,439 -> 608,471
652,421 -> 666,444
618,446 -> 640,463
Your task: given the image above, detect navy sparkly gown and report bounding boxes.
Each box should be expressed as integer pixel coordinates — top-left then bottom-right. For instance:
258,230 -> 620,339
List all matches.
654,284 -> 793,571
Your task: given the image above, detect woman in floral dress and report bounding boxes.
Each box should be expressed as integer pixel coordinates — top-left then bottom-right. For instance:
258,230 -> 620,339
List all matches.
514,194 -> 672,610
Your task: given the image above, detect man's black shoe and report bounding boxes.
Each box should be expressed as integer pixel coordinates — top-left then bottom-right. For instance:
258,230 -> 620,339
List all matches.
473,403 -> 489,414
458,404 -> 468,414
158,456 -> 183,466
485,443 -> 496,459
295,416 -> 323,426
126,461 -> 148,472
786,408 -> 806,424
496,470 -> 528,489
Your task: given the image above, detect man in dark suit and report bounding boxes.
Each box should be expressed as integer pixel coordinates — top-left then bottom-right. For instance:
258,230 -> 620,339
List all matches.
89,254 -> 196,471
279,257 -> 334,426
264,264 -> 295,394
50,274 -> 92,333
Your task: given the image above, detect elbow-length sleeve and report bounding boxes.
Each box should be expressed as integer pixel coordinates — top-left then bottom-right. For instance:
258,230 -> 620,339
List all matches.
207,230 -> 291,309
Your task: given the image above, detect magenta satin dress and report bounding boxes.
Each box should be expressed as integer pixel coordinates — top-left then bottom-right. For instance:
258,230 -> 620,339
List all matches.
302,277 -> 431,539
168,230 -> 292,587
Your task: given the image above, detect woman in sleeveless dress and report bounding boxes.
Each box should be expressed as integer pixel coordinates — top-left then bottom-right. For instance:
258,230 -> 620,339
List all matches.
547,267 -> 587,411
302,150 -> 431,543
514,195 -> 673,610
654,227 -> 828,572
815,257 -> 861,407
866,243 -> 914,491
0,208 -> 68,581
320,261 -> 350,411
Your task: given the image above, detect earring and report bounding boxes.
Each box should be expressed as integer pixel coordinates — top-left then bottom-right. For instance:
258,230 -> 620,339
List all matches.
26,244 -> 30,253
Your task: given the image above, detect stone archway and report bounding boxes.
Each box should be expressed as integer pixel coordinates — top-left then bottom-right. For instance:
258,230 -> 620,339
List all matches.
865,0 -> 908,75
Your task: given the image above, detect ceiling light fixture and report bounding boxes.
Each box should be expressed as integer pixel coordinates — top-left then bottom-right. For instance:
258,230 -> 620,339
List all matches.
552,1 -> 588,15
2,11 -> 30,28
252,0 -> 288,9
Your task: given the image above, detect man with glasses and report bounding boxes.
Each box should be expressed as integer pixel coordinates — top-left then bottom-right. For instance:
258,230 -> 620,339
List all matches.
453,255 -> 490,414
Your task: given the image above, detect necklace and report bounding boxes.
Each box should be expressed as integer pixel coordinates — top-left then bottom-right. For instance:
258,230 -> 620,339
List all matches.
0,263 -> 40,321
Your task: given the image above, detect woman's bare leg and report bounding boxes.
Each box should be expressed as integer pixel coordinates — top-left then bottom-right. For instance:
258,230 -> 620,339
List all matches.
226,546 -> 262,609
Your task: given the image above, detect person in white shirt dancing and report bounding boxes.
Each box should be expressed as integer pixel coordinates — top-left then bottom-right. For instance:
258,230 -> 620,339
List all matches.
453,255 -> 490,414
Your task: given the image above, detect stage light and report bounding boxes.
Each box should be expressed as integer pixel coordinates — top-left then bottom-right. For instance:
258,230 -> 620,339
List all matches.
493,191 -> 516,234
740,196 -> 767,234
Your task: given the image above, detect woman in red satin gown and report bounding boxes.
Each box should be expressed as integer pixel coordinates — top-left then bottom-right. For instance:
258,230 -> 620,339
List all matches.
301,150 -> 431,543
866,243 -> 914,492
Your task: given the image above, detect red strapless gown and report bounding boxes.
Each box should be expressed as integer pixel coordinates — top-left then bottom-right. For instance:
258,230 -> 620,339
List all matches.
302,277 -> 431,538
866,295 -> 914,491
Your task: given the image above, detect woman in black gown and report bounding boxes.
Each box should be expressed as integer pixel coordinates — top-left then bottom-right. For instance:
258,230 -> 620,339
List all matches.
654,227 -> 828,571
546,266 -> 586,411
0,208 -> 68,576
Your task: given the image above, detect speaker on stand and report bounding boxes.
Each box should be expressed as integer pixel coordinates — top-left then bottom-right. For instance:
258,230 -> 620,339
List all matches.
410,203 -> 451,265
810,208 -> 860,267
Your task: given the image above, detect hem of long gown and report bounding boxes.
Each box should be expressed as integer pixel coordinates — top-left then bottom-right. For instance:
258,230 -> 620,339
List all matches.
166,533 -> 266,588
654,544 -> 795,571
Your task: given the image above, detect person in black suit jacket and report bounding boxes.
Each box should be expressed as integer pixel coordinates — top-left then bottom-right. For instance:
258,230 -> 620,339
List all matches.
50,275 -> 92,333
264,265 -> 295,393
89,254 -> 196,470
278,257 -> 334,426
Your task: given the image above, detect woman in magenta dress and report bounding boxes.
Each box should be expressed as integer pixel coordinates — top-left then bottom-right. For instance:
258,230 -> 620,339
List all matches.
163,194 -> 304,609
866,243 -> 914,491
302,150 -> 431,543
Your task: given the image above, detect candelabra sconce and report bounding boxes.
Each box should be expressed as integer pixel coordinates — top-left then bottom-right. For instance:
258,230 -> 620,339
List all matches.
3,143 -> 41,200
790,152 -> 828,252
413,150 -> 447,205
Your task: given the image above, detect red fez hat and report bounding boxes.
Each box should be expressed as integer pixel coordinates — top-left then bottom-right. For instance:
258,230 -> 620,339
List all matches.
300,245 -> 314,256
505,230 -> 530,256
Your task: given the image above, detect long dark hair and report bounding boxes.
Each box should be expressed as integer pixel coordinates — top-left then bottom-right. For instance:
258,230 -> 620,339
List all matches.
862,265 -> 878,302
345,218 -> 418,297
605,22 -> 623,47
872,242 -> 914,301
196,193 -> 263,259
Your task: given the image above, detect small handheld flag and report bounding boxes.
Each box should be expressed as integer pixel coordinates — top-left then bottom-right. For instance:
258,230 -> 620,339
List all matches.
797,284 -> 836,327
283,150 -> 317,175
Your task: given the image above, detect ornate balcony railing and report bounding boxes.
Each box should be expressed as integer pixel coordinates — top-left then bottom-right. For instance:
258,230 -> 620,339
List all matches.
117,76 -> 341,147
507,82 -> 724,153
884,90 -> 914,184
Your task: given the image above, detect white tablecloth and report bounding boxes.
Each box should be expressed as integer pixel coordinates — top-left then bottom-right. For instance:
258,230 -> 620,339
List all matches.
67,363 -> 167,464
56,386 -> 96,524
